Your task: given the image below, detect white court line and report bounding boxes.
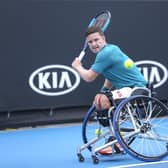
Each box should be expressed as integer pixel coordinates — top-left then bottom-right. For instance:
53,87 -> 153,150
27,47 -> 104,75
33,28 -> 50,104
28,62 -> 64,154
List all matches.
106,160 -> 168,168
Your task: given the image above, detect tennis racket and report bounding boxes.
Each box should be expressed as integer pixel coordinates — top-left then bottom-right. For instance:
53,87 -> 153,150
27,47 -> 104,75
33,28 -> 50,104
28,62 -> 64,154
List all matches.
78,10 -> 111,61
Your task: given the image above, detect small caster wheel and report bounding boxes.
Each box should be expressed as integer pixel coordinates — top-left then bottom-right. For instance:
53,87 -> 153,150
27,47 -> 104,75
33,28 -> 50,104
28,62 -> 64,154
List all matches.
92,155 -> 99,164
77,153 -> 85,162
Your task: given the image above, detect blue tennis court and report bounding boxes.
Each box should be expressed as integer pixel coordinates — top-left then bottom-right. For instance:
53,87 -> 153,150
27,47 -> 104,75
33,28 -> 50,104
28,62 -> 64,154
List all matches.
0,124 -> 168,168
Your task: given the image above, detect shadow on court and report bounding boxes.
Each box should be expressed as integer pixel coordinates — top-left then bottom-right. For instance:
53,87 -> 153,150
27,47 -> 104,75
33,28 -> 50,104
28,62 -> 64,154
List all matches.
0,125 -> 168,168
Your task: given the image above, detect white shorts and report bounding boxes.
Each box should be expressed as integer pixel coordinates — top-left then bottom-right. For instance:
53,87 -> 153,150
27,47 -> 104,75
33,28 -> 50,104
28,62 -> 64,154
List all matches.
112,87 -> 133,100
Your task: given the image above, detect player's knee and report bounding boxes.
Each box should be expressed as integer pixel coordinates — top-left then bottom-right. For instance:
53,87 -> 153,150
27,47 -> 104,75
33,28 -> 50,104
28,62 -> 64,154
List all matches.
94,94 -> 111,110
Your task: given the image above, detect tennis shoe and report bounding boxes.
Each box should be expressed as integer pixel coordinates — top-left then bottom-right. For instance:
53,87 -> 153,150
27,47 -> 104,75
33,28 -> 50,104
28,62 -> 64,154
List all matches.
98,136 -> 124,155
98,146 -> 113,155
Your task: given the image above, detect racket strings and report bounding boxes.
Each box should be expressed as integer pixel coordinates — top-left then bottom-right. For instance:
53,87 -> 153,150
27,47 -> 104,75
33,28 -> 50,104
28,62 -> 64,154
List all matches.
94,13 -> 110,31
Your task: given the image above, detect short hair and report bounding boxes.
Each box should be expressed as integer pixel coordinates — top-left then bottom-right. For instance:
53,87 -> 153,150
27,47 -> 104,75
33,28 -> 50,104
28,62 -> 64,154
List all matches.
85,26 -> 104,37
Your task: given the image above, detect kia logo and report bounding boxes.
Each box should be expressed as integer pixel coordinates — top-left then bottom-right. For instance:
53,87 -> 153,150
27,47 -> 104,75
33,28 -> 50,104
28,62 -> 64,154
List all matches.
135,60 -> 168,88
29,65 -> 80,96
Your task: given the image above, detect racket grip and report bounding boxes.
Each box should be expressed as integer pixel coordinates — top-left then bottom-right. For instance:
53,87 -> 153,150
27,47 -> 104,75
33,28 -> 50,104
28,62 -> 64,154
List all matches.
78,50 -> 85,61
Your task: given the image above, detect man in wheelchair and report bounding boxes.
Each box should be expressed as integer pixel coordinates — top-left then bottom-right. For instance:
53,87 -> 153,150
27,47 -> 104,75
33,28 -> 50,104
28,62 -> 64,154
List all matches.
72,26 -> 147,155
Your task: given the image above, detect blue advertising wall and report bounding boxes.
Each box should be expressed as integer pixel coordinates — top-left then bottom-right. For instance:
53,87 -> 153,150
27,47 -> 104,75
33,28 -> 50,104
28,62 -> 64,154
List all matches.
0,0 -> 167,112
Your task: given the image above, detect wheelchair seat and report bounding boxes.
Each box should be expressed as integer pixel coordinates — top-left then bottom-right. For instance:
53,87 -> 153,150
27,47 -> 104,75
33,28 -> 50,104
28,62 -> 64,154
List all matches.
130,87 -> 151,96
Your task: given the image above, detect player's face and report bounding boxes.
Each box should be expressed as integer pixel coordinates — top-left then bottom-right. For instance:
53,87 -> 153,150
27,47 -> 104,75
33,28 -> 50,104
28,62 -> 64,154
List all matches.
86,32 -> 106,53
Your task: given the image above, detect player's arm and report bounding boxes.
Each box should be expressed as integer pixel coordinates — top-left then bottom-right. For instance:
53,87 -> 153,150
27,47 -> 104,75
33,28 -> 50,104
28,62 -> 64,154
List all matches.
101,79 -> 112,91
72,57 -> 98,82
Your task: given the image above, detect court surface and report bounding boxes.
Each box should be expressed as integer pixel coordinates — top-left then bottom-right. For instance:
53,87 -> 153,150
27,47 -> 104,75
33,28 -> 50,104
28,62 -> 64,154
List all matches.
0,124 -> 168,168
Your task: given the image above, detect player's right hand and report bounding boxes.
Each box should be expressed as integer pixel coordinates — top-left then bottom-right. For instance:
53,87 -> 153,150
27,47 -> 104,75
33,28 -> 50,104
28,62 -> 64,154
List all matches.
72,57 -> 82,70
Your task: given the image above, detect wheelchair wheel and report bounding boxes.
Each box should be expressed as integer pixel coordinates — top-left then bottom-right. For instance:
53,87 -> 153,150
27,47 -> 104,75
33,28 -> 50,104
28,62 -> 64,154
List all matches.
82,105 -> 112,151
113,95 -> 168,161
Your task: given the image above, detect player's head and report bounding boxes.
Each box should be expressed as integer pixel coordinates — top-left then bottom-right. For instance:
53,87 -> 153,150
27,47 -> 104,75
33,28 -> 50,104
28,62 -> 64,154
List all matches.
85,26 -> 106,53
85,26 -> 105,37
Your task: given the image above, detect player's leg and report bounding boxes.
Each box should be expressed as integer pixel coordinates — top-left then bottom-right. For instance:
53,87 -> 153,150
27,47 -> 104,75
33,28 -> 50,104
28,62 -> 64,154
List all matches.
95,87 -> 133,155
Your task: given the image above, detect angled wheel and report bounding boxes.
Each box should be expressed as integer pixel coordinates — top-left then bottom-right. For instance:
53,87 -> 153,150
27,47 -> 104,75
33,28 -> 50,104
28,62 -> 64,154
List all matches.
113,95 -> 168,161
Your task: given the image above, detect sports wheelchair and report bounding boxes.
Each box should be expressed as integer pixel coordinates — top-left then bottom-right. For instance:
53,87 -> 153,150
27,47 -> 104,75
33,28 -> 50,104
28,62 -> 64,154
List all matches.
77,86 -> 168,164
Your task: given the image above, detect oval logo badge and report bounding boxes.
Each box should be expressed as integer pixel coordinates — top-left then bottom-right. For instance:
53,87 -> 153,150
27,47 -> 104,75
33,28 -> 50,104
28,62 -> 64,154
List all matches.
135,60 -> 168,88
29,65 -> 80,96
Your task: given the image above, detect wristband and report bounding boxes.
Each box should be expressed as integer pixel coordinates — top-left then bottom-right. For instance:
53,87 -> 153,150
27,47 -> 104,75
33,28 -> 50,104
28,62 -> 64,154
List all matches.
100,86 -> 109,92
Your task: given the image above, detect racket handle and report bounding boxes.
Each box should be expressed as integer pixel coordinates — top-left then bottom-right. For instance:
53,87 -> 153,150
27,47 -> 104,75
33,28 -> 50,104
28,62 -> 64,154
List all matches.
78,50 -> 85,61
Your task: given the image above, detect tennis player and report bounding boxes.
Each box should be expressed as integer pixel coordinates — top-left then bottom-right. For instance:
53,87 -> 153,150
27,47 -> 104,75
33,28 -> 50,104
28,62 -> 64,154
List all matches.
72,26 -> 147,155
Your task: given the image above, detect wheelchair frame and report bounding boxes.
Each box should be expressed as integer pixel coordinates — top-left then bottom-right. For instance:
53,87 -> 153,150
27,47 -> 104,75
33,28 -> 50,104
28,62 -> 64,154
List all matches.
77,87 -> 168,164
